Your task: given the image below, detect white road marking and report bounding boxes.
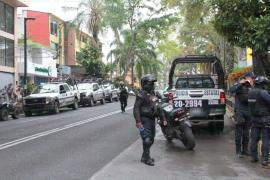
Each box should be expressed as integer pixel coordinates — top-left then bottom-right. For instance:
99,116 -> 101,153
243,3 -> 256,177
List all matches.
16,104 -> 117,124
0,106 -> 134,150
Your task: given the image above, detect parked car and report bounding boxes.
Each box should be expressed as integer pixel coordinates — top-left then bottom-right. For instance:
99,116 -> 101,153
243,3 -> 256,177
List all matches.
23,82 -> 80,116
78,83 -> 106,107
102,84 -> 119,102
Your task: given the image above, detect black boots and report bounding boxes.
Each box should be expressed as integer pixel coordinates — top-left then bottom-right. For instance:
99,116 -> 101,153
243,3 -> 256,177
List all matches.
141,152 -> 154,166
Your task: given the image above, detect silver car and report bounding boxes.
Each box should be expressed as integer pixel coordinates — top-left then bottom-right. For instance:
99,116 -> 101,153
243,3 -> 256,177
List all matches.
78,83 -> 106,107
102,84 -> 119,103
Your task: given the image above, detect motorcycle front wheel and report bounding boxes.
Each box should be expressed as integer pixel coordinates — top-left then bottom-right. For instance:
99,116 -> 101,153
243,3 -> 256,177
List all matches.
181,125 -> 195,150
160,125 -> 173,142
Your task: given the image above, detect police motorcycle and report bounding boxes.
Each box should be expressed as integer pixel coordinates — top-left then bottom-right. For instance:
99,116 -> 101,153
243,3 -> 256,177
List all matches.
158,102 -> 195,150
0,88 -> 20,121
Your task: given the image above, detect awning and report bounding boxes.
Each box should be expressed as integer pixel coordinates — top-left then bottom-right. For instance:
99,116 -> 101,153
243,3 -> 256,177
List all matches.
2,0 -> 28,7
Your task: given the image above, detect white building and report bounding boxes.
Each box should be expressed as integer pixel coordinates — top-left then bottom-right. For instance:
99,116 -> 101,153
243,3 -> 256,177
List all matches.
0,0 -> 27,89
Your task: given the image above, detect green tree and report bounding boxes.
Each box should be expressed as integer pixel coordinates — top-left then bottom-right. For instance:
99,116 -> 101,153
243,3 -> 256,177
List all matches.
162,0 -> 236,75
211,0 -> 270,76
77,44 -> 106,78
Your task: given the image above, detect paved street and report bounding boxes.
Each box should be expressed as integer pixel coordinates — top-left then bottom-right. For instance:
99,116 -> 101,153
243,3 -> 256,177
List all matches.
0,99 -> 138,180
0,98 -> 269,180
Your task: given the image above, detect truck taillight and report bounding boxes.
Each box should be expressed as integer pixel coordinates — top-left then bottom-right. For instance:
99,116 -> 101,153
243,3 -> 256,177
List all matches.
168,91 -> 174,103
220,91 -> 226,104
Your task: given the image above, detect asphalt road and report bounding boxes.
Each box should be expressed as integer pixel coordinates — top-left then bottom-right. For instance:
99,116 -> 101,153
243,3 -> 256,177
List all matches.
1,98 -> 269,180
0,98 -> 138,180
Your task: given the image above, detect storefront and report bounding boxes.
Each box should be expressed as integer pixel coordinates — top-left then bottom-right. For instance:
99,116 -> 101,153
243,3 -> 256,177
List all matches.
17,47 -> 57,85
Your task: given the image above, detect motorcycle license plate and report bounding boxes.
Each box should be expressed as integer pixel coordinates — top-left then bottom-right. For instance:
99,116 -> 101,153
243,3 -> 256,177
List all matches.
174,100 -> 202,108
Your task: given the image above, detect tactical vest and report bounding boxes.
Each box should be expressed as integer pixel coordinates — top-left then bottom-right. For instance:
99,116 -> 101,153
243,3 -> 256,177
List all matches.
119,87 -> 128,98
248,88 -> 270,116
139,91 -> 159,118
237,85 -> 250,105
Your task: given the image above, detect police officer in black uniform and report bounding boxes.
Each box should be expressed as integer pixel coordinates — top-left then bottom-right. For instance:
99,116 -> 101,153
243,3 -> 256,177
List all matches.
230,72 -> 255,158
119,81 -> 128,112
248,76 -> 270,168
133,74 -> 167,166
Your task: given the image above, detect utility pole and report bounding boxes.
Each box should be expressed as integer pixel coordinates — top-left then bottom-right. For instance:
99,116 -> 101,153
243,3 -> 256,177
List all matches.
23,17 -> 35,96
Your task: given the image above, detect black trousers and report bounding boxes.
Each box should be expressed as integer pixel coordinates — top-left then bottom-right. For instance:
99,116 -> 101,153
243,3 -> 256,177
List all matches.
250,125 -> 270,161
140,116 -> 156,158
235,110 -> 251,154
119,97 -> 127,112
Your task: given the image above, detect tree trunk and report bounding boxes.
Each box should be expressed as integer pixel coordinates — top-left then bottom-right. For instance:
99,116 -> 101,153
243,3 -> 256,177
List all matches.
253,51 -> 269,76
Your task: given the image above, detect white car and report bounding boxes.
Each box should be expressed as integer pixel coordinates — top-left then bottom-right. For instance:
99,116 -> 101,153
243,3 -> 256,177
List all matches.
78,83 -> 106,107
23,82 -> 80,116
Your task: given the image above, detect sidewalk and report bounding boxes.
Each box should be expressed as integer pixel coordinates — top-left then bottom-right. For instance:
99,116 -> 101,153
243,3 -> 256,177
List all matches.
89,123 -> 269,180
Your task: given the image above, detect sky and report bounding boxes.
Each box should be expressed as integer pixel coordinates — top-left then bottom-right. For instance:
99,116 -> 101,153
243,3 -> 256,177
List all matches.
19,0 -> 113,63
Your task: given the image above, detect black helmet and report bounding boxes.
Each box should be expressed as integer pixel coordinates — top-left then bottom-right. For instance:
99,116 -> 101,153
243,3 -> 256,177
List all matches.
255,76 -> 270,85
141,74 -> 157,92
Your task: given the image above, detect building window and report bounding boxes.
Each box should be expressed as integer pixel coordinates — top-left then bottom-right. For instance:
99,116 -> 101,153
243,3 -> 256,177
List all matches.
0,2 -> 14,34
0,2 -> 4,32
0,36 -> 14,67
50,21 -> 58,36
0,37 -> 5,66
6,38 -> 14,67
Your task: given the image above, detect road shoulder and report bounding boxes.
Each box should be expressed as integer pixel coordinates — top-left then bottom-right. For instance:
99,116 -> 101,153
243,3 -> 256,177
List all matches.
90,122 -> 269,180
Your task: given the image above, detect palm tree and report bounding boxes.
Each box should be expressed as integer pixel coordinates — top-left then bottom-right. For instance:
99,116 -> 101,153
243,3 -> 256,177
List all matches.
108,33 -> 162,83
63,0 -> 103,47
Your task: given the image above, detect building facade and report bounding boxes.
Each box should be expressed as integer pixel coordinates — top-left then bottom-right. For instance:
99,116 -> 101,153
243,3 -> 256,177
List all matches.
0,0 -> 27,89
20,10 -> 92,81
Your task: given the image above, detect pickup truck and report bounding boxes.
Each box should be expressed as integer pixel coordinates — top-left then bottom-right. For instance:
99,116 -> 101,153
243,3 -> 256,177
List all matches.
167,55 -> 226,132
102,83 -> 119,102
78,82 -> 106,106
23,82 -> 80,116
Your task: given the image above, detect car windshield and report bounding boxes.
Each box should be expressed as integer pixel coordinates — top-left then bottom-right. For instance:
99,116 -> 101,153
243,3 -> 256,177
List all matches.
32,84 -> 58,94
78,83 -> 92,90
175,77 -> 215,89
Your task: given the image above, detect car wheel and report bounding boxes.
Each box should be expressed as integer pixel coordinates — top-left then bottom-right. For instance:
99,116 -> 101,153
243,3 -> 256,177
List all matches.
88,96 -> 94,107
53,101 -> 60,114
24,111 -> 32,117
100,96 -> 106,105
73,98 -> 79,110
11,108 -> 20,119
0,108 -> 9,121
109,94 -> 113,103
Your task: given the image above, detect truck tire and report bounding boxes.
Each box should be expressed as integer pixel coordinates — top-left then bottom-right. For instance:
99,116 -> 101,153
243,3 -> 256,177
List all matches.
0,108 -> 9,121
182,125 -> 195,150
11,108 -> 20,119
100,95 -> 106,105
88,96 -> 94,107
108,94 -> 113,103
72,98 -> 79,110
52,101 -> 60,114
24,111 -> 32,117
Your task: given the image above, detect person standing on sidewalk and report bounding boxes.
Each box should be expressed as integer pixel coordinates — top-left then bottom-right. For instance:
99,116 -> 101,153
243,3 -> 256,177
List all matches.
119,81 -> 128,113
230,72 -> 255,158
133,74 -> 167,166
248,76 -> 270,168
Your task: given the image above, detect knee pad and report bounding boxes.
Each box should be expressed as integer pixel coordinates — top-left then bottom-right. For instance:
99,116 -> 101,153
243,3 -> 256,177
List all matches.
144,137 -> 153,145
